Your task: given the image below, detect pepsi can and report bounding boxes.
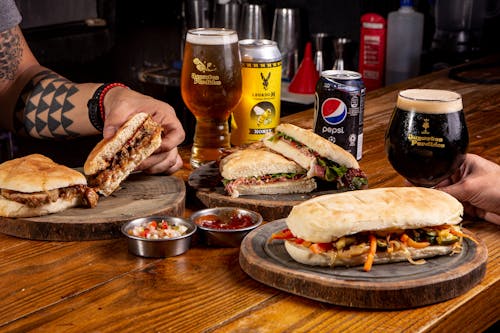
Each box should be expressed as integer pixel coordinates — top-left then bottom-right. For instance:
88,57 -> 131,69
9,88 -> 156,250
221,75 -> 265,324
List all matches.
313,70 -> 366,160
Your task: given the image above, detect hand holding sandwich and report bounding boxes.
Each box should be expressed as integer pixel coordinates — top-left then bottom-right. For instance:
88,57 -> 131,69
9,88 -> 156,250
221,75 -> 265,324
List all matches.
435,154 -> 500,225
101,87 -> 185,175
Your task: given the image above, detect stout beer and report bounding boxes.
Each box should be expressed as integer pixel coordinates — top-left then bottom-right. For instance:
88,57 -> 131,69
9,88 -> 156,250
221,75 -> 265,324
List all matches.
385,89 -> 469,187
181,28 -> 242,168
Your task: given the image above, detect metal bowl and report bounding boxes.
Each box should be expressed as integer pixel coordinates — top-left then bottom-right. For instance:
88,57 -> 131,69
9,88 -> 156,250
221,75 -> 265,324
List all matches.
121,216 -> 197,258
190,207 -> 263,247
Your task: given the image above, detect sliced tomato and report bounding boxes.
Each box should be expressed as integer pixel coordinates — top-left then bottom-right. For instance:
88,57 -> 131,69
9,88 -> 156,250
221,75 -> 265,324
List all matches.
309,242 -> 333,254
271,229 -> 294,240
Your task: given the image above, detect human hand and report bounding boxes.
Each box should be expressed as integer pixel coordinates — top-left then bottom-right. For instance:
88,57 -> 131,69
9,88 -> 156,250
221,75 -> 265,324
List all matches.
435,154 -> 500,225
101,87 -> 185,174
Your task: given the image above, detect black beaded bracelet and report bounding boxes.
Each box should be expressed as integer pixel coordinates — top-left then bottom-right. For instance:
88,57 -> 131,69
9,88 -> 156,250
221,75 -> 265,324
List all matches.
87,83 -> 128,132
87,83 -> 108,132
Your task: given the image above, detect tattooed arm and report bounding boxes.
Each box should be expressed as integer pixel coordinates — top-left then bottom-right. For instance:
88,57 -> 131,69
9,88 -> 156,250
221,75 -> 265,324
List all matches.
0,26 -> 101,138
0,25 -> 185,174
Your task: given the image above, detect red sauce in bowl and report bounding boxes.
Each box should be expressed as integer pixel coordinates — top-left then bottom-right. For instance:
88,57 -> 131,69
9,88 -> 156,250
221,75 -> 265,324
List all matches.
195,213 -> 255,230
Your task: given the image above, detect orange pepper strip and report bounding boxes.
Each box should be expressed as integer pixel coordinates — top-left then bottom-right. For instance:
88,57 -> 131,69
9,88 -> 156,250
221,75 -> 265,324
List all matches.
400,233 -> 430,249
363,234 -> 377,272
450,229 -> 479,244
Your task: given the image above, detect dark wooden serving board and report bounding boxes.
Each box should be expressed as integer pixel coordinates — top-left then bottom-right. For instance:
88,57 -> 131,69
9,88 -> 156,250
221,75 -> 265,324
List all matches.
0,173 -> 185,241
239,220 -> 488,309
196,188 -> 342,221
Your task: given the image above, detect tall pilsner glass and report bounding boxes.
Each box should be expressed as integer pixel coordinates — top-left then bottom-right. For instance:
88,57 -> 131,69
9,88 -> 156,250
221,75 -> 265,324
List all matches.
181,28 -> 242,168
385,89 -> 469,187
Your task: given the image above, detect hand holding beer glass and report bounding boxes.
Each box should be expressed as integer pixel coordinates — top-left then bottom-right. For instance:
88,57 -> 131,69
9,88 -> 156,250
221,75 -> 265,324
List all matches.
181,28 -> 242,168
385,89 -> 469,187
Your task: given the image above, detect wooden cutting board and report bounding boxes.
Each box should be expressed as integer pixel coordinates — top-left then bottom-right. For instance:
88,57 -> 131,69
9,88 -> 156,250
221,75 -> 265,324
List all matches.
239,220 -> 488,309
0,173 -> 185,241
196,188 -> 343,222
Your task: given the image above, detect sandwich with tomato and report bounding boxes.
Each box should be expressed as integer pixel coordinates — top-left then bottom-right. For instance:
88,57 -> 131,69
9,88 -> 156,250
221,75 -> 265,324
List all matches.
220,148 -> 317,198
272,187 -> 475,272
263,123 -> 367,190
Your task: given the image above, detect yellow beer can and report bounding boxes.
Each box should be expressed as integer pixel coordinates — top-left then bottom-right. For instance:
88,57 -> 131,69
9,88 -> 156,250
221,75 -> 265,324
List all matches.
231,39 -> 282,146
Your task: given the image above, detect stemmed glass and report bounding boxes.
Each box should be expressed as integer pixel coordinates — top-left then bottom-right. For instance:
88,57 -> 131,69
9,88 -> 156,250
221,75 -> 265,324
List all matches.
385,89 -> 469,187
181,28 -> 242,168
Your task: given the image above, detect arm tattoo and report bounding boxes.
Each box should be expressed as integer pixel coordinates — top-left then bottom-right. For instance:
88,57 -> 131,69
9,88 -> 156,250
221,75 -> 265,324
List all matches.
0,28 -> 22,80
14,70 -> 81,139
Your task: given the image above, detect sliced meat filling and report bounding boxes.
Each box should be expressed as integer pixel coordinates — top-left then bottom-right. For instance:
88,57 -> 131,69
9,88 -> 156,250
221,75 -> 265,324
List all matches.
224,173 -> 307,196
88,119 -> 162,188
1,185 -> 98,208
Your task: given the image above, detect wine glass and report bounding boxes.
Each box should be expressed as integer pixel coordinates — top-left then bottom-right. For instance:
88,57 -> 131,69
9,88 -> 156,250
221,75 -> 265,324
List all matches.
181,28 -> 242,168
385,89 -> 469,187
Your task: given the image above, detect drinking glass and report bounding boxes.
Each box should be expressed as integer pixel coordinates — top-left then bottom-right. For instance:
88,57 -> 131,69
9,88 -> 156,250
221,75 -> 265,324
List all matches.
181,28 -> 242,168
385,89 -> 469,187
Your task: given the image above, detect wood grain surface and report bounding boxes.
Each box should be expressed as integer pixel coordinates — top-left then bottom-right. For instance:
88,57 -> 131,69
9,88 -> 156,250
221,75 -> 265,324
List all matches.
0,56 -> 499,332
240,219 -> 488,309
0,173 -> 185,241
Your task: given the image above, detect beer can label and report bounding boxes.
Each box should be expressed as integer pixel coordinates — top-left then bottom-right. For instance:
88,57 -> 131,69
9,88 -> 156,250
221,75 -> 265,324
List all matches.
231,61 -> 282,145
313,70 -> 365,160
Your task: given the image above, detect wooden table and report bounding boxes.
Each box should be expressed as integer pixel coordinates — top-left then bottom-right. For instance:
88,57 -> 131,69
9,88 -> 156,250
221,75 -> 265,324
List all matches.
1,58 -> 499,332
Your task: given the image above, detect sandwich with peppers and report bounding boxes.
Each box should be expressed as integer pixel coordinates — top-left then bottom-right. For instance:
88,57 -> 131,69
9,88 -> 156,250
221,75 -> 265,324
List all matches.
263,123 -> 367,190
220,148 -> 317,198
272,187 -> 476,272
84,112 -> 162,196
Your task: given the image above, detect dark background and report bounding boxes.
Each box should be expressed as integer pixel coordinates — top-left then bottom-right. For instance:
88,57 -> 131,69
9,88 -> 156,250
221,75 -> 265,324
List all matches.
4,0 -> 500,166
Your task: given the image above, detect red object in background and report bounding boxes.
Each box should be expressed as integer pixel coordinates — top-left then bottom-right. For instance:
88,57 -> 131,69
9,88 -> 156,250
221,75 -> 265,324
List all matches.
288,42 -> 319,94
358,13 -> 386,91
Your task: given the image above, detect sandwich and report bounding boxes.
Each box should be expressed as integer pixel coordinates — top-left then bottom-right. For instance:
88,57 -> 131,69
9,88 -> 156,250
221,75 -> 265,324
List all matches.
271,187 -> 476,272
84,112 -> 162,196
0,154 -> 98,218
220,148 -> 317,198
263,123 -> 367,190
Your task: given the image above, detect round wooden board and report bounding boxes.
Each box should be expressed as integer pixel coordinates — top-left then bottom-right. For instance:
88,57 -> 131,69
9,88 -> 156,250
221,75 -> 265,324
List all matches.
196,188 -> 342,221
0,173 -> 185,241
239,220 -> 488,309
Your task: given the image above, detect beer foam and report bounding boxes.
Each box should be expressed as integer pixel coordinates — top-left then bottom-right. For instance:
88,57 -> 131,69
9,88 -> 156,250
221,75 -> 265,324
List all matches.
186,28 -> 239,45
397,89 -> 463,114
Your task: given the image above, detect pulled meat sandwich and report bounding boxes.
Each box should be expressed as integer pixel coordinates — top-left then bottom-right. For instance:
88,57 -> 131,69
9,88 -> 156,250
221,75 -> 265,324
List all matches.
220,148 -> 317,198
263,123 -> 367,190
272,187 -> 476,272
0,154 -> 98,217
84,112 -> 162,196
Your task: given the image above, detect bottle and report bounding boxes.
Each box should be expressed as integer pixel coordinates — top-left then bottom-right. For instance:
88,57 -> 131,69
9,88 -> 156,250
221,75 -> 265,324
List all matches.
385,0 -> 424,85
358,13 -> 386,91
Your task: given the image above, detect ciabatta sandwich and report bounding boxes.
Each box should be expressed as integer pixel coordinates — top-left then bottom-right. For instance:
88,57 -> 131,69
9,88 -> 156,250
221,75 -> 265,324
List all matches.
263,123 -> 367,190
220,149 -> 317,198
272,187 -> 474,272
84,113 -> 162,196
0,154 -> 98,217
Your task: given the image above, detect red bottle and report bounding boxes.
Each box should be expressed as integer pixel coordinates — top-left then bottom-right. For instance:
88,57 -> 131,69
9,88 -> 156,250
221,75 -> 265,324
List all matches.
358,13 -> 386,91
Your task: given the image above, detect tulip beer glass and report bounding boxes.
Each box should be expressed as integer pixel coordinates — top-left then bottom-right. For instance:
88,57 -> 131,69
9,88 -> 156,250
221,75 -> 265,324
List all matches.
385,89 -> 469,187
181,28 -> 242,168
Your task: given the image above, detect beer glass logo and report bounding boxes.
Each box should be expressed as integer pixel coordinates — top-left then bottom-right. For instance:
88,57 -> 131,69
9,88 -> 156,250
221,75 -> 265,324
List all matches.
321,98 -> 347,125
193,58 -> 216,73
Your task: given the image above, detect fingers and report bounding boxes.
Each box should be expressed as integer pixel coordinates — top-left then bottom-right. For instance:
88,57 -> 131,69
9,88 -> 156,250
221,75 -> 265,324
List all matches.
137,148 -> 183,174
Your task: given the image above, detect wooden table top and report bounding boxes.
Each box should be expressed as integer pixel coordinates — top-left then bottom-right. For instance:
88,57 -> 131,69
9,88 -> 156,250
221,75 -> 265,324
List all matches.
1,57 -> 499,332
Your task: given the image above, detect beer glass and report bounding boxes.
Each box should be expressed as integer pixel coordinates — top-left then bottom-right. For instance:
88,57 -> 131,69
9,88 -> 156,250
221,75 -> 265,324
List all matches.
181,28 -> 242,168
385,89 -> 469,187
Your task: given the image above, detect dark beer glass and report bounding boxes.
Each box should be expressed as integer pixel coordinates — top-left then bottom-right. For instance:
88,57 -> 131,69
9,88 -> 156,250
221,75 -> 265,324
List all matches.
385,89 -> 469,187
181,28 -> 242,168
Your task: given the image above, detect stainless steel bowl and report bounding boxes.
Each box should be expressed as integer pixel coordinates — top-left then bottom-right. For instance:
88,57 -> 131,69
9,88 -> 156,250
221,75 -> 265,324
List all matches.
121,216 -> 197,258
190,207 -> 263,247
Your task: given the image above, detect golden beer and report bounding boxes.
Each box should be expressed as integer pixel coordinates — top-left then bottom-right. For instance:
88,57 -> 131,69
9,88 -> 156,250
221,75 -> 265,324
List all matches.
230,39 -> 282,146
181,28 -> 242,168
